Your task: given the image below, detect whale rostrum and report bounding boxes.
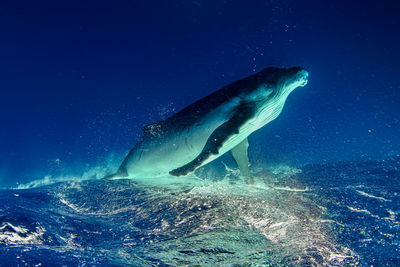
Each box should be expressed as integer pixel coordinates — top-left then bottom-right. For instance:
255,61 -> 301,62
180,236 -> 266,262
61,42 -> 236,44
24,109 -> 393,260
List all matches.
105,67 -> 309,183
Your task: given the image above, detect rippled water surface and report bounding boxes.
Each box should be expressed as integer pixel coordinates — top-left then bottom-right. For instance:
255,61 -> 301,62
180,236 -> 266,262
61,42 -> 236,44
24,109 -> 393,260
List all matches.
1,157 -> 399,266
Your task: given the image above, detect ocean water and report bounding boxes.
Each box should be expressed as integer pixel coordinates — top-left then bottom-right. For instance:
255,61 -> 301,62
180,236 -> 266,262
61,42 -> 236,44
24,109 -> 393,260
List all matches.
1,1 -> 400,266
1,157 -> 399,266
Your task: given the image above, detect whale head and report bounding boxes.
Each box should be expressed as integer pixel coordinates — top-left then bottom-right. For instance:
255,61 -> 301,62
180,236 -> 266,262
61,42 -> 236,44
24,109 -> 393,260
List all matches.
245,67 -> 308,129
280,66 -> 309,89
240,67 -> 308,103
257,66 -> 308,96
276,67 -> 308,95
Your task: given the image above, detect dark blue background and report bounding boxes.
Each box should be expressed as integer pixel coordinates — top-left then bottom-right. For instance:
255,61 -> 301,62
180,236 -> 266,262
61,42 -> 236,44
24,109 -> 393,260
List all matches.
1,1 -> 399,186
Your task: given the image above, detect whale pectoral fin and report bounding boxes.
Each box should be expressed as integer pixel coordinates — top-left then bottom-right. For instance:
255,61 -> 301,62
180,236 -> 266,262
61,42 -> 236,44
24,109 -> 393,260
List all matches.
170,103 -> 255,177
230,137 -> 254,184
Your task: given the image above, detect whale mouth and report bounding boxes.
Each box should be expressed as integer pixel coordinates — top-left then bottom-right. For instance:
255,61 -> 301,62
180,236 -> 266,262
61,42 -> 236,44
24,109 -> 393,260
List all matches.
297,70 -> 309,87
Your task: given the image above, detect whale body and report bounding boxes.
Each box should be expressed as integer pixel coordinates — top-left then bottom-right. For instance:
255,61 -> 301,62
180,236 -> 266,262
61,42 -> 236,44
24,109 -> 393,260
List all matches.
105,67 -> 308,183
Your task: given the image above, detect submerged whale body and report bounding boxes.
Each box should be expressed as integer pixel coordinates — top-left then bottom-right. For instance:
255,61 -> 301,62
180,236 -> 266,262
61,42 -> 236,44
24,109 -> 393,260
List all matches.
105,67 -> 309,183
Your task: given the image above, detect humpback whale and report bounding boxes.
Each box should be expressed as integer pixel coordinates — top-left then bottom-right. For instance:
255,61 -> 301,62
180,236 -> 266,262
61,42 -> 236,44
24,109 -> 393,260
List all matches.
105,67 -> 308,183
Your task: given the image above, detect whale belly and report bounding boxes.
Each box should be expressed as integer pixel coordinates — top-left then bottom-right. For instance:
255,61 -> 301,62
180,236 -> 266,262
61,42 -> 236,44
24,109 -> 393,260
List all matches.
123,99 -> 239,177
126,127 -> 214,177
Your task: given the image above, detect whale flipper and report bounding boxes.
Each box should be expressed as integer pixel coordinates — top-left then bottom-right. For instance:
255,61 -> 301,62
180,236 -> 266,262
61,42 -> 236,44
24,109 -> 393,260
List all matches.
169,103 -> 255,176
230,137 -> 254,184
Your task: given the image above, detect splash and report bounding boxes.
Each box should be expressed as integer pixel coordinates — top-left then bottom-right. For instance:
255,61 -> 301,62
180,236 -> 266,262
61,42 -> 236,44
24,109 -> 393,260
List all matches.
13,154 -> 122,189
0,222 -> 45,245
50,164 -> 357,265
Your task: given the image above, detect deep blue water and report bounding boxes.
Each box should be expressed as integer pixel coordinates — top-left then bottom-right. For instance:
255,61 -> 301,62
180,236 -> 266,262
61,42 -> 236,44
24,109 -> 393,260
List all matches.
1,0 -> 400,186
1,0 -> 400,265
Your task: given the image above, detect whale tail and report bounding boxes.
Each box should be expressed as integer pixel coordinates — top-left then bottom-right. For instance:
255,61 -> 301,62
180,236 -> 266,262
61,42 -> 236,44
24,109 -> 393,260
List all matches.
102,168 -> 128,180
